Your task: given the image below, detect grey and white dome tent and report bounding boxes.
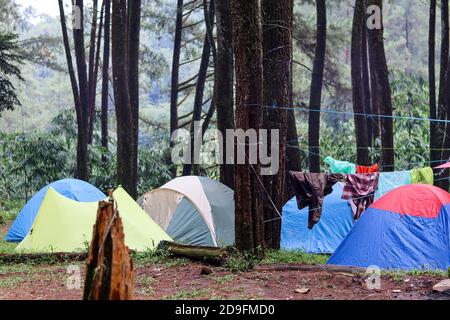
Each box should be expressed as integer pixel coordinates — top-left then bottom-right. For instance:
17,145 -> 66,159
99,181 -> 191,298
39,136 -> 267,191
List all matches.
141,176 -> 235,247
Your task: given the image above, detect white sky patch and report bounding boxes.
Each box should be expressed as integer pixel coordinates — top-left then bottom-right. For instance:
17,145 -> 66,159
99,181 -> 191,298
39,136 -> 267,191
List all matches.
15,0 -> 62,17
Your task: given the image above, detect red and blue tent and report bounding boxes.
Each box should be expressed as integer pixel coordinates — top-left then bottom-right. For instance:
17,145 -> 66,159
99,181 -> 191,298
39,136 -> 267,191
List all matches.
328,184 -> 450,270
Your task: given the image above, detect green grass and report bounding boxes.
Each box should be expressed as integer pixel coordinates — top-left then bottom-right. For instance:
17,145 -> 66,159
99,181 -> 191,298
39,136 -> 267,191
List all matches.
0,200 -> 22,255
131,248 -> 189,268
0,274 -> 27,289
384,269 -> 448,281
211,274 -> 235,285
261,250 -> 330,265
135,275 -> 156,296
163,288 -> 211,300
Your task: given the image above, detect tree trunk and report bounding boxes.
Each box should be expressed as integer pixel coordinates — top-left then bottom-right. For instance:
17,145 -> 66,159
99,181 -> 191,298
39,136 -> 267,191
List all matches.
87,0 -> 99,144
361,15 -> 372,148
308,0 -> 326,173
351,0 -> 370,166
101,0 -> 111,154
83,198 -> 134,300
368,0 -> 394,170
127,0 -> 141,199
230,0 -> 264,254
286,110 -> 301,173
60,0 -> 89,181
182,1 -> 214,177
111,0 -> 134,197
215,0 -> 235,189
439,0 -> 450,191
91,3 -> 104,144
169,0 -> 184,177
430,0 -> 439,168
367,24 -> 381,144
261,0 -> 292,250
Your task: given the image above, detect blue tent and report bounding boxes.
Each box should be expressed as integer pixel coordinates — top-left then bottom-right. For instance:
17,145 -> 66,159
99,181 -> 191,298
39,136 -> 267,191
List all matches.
6,179 -> 106,242
281,183 -> 355,254
328,184 -> 450,270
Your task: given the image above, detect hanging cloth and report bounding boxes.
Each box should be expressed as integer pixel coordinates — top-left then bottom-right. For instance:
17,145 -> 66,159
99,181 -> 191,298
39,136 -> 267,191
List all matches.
342,173 -> 379,220
357,163 -> 379,174
411,167 -> 434,185
374,171 -> 412,200
324,156 -> 357,174
289,172 -> 344,229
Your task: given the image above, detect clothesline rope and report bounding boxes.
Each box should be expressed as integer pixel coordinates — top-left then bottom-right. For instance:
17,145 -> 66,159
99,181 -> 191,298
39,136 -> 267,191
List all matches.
288,140 -> 450,151
263,192 -> 375,224
288,144 -> 447,171
257,104 -> 450,124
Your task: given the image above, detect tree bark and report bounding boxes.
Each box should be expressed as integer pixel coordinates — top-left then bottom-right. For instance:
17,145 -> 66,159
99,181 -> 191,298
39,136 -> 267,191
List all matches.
430,0 -> 439,168
87,0 -> 99,144
101,0 -> 111,154
230,0 -> 264,254
368,0 -> 394,170
215,0 -> 235,189
83,198 -> 134,300
169,0 -> 184,177
111,0 -> 134,197
182,1 -> 214,177
367,23 -> 381,144
361,13 -> 373,148
127,0 -> 141,199
59,0 -> 89,181
308,0 -> 327,173
261,0 -> 292,249
286,110 -> 301,173
351,0 -> 370,166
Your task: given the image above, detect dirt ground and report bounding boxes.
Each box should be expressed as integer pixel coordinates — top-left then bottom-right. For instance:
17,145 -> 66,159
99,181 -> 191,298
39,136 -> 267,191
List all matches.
1,261 -> 449,300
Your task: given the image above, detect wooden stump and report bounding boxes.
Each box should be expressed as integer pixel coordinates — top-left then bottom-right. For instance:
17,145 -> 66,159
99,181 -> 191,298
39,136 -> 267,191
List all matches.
83,196 -> 134,300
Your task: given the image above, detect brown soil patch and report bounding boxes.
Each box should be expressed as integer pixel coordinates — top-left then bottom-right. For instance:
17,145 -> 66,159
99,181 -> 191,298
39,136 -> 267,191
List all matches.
1,262 -> 449,300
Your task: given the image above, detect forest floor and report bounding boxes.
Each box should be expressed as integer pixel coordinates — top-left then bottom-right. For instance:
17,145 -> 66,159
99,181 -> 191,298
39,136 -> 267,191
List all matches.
1,222 -> 450,300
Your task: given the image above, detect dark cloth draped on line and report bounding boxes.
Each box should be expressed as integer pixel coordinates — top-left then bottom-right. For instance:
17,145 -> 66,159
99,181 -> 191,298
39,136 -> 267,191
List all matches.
289,172 -> 344,229
342,173 -> 379,220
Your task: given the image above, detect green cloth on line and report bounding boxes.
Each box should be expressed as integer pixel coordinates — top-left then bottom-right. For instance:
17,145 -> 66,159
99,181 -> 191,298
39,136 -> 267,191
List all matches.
411,167 -> 434,185
324,156 -> 357,174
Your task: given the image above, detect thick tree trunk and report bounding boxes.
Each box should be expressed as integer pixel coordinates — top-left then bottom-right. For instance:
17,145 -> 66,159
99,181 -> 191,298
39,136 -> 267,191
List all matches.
368,0 -> 394,170
101,0 -> 111,154
230,0 -> 264,254
351,0 -> 370,166
261,0 -> 292,249
83,199 -> 134,300
111,0 -> 134,197
127,0 -> 141,199
308,0 -> 326,173
215,0 -> 235,189
169,0 -> 184,177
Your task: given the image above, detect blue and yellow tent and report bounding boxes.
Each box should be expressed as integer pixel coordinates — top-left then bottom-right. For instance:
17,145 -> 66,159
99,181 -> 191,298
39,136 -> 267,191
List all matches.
6,179 -> 106,242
